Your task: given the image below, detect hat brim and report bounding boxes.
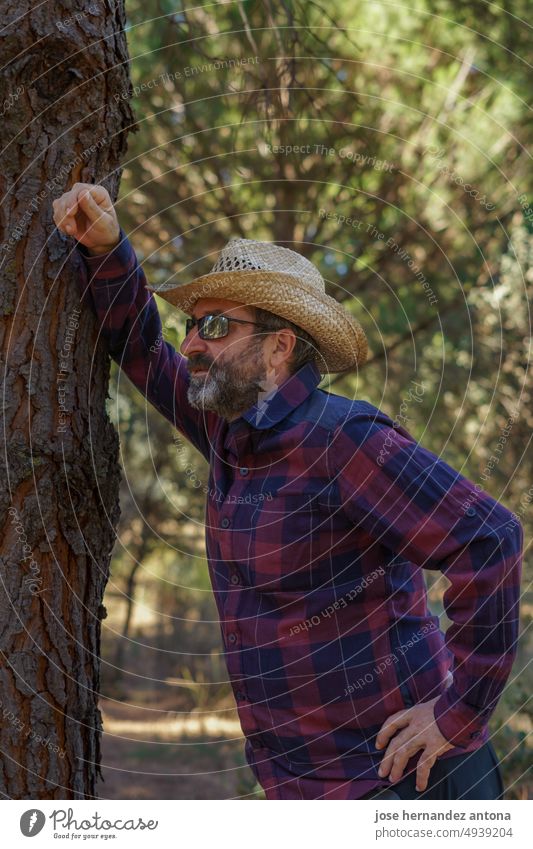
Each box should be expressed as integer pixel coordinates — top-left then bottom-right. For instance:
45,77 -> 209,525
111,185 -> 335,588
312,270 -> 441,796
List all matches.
146,269 -> 368,374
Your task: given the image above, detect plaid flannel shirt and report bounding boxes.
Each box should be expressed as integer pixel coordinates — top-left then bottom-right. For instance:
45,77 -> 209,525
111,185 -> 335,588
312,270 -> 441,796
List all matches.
74,230 -> 523,799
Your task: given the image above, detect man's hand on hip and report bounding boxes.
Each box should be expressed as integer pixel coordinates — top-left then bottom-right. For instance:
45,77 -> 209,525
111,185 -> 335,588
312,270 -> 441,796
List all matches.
375,696 -> 454,791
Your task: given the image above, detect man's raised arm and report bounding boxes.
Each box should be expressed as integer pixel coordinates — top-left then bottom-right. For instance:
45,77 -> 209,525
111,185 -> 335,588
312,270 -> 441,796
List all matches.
52,183 -> 216,459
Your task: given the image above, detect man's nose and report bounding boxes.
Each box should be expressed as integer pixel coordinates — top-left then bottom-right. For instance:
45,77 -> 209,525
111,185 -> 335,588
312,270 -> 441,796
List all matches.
180,325 -> 209,358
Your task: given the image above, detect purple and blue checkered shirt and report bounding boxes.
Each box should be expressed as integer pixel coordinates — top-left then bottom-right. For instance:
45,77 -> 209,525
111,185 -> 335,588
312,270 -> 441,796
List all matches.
75,230 -> 523,799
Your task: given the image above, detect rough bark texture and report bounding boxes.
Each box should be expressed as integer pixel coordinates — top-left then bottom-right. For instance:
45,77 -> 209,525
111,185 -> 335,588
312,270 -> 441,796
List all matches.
0,1 -> 134,798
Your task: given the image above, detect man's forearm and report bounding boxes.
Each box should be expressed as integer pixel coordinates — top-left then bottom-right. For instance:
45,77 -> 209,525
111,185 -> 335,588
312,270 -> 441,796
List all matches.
432,516 -> 524,747
75,228 -> 161,363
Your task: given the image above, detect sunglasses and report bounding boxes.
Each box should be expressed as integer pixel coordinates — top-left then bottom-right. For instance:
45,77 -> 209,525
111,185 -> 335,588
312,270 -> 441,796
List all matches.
185,313 -> 270,340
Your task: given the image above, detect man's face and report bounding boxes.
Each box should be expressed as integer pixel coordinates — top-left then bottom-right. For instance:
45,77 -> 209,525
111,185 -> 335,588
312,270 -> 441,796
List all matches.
179,297 -> 275,421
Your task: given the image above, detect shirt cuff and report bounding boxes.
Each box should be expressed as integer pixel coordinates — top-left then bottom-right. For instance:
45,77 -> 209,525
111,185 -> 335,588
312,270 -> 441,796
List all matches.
75,227 -> 134,281
433,683 -> 489,748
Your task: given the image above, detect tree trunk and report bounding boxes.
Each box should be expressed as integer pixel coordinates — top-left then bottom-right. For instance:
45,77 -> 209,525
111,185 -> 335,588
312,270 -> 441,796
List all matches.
0,0 -> 134,798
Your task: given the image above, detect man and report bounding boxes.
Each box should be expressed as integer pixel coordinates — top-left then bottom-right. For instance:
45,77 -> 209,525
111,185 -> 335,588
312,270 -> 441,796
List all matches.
53,183 -> 523,800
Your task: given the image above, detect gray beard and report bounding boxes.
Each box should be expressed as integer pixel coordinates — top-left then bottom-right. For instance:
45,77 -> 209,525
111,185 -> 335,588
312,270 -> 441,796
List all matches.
186,339 -> 267,421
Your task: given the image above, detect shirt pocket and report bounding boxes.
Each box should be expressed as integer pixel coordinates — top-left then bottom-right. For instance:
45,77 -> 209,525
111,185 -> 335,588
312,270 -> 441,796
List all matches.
244,493 -> 333,592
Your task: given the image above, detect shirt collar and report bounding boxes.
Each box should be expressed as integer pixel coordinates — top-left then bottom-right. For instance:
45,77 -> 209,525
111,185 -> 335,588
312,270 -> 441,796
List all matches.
239,360 -> 322,431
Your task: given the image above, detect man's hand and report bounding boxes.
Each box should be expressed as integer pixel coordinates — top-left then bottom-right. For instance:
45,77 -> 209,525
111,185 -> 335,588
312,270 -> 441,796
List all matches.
52,183 -> 120,255
375,696 -> 454,792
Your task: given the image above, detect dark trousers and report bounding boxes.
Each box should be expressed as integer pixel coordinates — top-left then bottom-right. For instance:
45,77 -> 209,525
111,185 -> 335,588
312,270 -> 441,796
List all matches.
362,741 -> 504,800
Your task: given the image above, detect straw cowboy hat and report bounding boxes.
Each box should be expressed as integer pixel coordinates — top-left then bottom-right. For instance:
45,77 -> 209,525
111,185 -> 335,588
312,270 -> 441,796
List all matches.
146,238 -> 368,374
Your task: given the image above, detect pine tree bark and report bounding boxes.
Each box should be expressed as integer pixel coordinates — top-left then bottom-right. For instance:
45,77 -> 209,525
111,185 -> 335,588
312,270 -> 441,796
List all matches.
0,0 -> 134,798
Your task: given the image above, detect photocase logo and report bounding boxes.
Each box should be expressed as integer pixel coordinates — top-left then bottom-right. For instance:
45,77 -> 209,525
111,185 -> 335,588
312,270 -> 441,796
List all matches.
20,809 -> 46,837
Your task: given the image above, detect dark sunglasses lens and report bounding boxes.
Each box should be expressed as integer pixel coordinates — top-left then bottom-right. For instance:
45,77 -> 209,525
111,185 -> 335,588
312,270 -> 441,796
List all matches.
200,315 -> 227,339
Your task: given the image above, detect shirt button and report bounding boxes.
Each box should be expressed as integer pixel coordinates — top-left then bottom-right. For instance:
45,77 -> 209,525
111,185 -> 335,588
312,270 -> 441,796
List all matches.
228,633 -> 237,644
250,735 -> 263,750
470,730 -> 481,738
239,467 -> 249,476
221,517 -> 230,528
230,573 -> 240,585
466,507 -> 477,517
236,690 -> 246,701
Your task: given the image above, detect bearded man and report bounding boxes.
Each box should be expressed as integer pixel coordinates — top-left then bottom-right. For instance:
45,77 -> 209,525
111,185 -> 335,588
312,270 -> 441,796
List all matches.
52,183 -> 523,800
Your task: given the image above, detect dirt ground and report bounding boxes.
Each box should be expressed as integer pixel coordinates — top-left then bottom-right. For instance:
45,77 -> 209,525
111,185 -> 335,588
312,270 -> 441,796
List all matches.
96,692 -> 265,800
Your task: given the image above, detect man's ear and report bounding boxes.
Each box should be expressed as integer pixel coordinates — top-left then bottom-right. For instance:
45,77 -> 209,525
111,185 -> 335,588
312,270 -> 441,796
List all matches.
270,328 -> 296,366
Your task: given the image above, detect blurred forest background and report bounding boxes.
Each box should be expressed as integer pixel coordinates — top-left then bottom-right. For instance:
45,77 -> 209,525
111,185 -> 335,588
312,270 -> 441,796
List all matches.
95,0 -> 532,799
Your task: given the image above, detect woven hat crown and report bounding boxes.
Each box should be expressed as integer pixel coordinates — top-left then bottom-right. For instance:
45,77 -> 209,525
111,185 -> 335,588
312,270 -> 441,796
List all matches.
211,238 -> 326,292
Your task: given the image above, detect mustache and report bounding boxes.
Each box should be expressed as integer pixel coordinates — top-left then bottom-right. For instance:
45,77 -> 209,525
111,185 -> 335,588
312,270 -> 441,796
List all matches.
188,357 -> 214,371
